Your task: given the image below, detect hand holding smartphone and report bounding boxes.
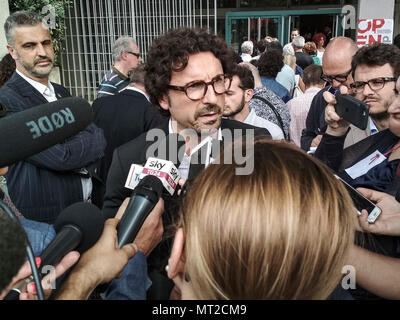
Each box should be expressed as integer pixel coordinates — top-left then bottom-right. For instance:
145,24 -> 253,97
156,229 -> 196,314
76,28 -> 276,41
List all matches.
334,93 -> 370,130
334,174 -> 381,223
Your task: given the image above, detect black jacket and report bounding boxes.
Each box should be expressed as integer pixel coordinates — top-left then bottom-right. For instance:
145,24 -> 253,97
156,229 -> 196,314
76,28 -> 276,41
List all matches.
92,88 -> 165,208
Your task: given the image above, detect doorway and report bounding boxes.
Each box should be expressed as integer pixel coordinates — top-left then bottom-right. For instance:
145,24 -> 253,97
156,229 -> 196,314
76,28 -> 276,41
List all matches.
226,9 -> 343,53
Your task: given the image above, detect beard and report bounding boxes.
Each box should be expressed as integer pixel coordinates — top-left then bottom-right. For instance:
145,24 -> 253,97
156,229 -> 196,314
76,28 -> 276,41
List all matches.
370,110 -> 390,121
18,54 -> 53,78
167,95 -> 223,135
223,95 -> 245,118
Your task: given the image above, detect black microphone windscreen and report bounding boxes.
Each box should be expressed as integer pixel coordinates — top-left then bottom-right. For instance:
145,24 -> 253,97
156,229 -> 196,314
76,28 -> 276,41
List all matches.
54,202 -> 105,253
0,97 -> 92,167
134,175 -> 164,201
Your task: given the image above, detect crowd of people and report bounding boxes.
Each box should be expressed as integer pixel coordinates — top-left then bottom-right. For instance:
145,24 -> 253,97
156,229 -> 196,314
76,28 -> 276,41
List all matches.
1,10 -> 400,301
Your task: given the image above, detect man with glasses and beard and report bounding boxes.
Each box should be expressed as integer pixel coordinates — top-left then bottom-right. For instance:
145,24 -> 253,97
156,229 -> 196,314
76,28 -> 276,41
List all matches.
102,28 -> 270,299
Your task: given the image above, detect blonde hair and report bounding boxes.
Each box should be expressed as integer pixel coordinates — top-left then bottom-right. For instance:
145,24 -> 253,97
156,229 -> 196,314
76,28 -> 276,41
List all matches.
283,54 -> 296,71
179,140 -> 355,300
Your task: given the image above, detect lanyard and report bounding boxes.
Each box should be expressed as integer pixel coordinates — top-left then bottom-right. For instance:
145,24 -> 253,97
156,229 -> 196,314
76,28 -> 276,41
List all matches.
383,140 -> 400,157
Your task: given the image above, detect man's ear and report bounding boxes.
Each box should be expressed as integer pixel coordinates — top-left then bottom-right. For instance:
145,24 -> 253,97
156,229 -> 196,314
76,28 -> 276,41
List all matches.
120,51 -> 129,61
244,88 -> 254,103
7,45 -> 17,61
167,228 -> 185,280
158,94 -> 170,111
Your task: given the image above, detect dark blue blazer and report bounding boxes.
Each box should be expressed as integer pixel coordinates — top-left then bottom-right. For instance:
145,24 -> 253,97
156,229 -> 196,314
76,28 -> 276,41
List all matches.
0,72 -> 106,223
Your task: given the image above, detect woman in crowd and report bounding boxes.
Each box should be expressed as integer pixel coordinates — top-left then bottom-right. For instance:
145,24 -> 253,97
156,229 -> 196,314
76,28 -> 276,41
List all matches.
167,139 -> 355,299
313,32 -> 327,63
304,41 -> 321,66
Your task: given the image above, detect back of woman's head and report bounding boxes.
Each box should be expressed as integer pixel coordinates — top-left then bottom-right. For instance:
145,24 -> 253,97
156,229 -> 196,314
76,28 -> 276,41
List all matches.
303,41 -> 317,55
180,140 -> 355,299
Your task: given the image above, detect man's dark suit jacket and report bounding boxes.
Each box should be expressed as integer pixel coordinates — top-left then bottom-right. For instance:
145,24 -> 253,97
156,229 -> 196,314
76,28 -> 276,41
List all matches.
102,117 -> 270,299
315,129 -> 400,300
0,72 -> 106,223
92,88 -> 166,208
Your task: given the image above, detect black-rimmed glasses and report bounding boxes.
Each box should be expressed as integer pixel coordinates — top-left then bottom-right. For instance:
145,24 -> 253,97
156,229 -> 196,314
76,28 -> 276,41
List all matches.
320,69 -> 352,84
126,51 -> 141,58
350,77 -> 397,93
167,74 -> 232,101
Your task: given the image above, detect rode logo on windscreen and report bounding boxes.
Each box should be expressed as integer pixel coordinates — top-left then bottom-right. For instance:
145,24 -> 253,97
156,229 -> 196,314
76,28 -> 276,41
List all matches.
25,107 -> 75,139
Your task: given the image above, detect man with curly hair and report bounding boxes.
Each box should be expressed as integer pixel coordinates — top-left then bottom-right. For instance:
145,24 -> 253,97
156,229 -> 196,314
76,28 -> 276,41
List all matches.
103,27 -> 270,299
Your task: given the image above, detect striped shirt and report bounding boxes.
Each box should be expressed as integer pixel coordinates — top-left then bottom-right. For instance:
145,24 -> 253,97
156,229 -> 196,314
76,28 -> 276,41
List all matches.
97,66 -> 129,98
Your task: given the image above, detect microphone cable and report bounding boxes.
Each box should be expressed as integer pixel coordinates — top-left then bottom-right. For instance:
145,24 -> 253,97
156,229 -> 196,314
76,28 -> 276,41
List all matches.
0,199 -> 45,300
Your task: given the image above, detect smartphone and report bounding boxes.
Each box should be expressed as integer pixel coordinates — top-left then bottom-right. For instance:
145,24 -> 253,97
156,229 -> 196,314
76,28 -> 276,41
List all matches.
335,93 -> 369,130
334,174 -> 382,223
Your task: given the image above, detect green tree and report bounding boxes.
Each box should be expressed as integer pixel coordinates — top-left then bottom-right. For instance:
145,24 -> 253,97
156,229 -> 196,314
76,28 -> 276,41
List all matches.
8,0 -> 72,66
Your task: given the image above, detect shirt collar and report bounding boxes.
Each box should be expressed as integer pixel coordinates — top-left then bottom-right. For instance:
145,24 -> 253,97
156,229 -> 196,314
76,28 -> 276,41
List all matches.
370,118 -> 379,135
125,86 -> 150,101
112,65 -> 129,80
16,69 -> 55,97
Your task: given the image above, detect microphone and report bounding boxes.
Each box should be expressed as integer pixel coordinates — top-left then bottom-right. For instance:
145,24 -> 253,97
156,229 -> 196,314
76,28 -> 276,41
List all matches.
40,202 -> 105,268
125,132 -> 186,191
0,97 -> 92,167
4,202 -> 105,300
118,156 -> 182,248
117,175 -> 163,248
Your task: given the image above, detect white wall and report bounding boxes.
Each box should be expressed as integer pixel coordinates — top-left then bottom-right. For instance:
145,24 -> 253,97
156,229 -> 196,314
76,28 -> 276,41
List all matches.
358,0 -> 395,18
0,0 -> 10,56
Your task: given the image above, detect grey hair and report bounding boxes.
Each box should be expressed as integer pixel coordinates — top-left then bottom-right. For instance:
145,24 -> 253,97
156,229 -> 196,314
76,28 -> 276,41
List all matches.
241,41 -> 253,54
129,63 -> 146,85
112,36 -> 137,61
283,43 -> 295,56
292,36 -> 305,49
4,11 -> 44,46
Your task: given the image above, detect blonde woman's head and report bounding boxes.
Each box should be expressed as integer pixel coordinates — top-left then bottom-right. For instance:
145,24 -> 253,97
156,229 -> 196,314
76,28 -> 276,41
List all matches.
168,140 -> 355,300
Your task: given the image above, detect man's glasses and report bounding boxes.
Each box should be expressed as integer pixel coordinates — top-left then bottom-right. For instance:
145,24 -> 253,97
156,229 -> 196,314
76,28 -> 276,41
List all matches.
350,77 -> 397,93
126,51 -> 141,58
320,69 -> 352,84
167,74 -> 232,101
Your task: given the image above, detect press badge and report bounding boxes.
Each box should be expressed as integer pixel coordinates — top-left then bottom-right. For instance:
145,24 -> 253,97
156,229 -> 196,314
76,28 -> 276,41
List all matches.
344,150 -> 386,180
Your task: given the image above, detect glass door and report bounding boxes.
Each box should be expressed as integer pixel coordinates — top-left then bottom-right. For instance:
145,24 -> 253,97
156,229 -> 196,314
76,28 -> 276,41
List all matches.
226,9 -> 344,50
230,18 -> 248,53
227,15 -> 281,54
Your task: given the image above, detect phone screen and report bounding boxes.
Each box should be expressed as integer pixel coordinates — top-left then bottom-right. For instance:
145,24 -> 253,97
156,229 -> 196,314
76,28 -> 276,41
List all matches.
334,175 -> 381,223
328,86 -> 338,95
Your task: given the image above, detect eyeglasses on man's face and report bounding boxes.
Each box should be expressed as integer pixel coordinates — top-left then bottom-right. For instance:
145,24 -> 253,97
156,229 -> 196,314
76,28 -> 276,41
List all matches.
126,51 -> 141,59
167,74 -> 232,101
320,69 -> 352,84
350,77 -> 397,94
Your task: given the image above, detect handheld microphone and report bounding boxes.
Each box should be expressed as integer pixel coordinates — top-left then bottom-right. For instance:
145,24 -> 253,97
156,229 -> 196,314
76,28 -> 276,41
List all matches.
125,132 -> 186,191
0,97 -> 92,167
40,202 -> 105,268
118,156 -> 182,248
4,202 -> 105,300
118,175 -> 163,248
